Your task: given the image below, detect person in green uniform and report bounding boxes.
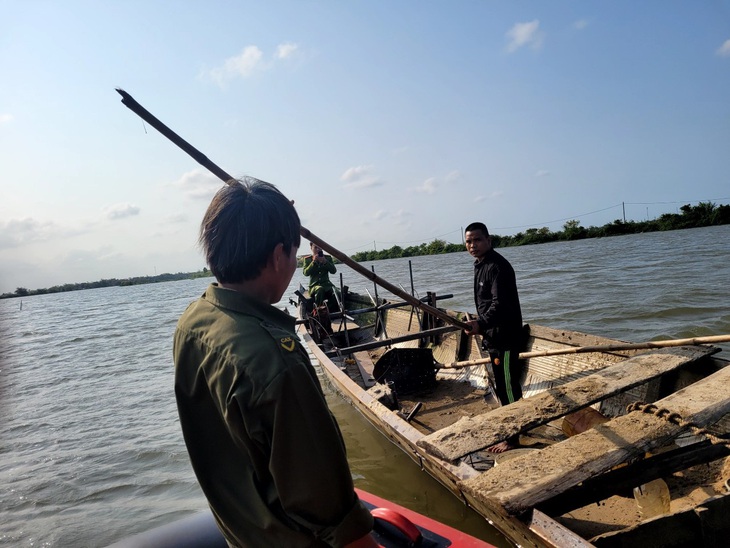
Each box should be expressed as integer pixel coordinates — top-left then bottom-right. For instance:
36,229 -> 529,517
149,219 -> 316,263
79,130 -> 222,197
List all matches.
302,243 -> 338,311
173,178 -> 376,548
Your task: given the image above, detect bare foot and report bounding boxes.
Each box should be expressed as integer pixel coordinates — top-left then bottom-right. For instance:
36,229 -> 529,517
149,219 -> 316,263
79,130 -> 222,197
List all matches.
487,440 -> 517,454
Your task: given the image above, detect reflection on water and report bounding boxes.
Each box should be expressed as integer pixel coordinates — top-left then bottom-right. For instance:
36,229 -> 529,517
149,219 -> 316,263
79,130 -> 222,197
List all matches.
1,225 -> 728,547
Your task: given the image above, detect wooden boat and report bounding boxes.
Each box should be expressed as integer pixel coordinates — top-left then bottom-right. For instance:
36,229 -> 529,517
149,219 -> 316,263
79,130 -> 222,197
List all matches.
116,88 -> 729,546
108,487 -> 496,547
294,284 -> 730,548
115,88 -> 729,547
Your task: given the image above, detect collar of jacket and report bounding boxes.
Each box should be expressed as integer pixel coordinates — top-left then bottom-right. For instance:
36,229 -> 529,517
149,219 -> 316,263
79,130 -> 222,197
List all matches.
203,283 -> 296,331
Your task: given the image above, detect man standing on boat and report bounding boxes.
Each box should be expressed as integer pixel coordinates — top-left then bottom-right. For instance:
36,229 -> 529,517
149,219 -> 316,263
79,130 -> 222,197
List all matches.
173,178 -> 376,547
464,222 -> 527,453
303,242 -> 338,311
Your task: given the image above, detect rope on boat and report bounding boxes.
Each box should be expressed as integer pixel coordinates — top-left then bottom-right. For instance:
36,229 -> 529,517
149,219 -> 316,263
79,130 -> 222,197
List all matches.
627,402 -> 730,447
305,316 -> 343,359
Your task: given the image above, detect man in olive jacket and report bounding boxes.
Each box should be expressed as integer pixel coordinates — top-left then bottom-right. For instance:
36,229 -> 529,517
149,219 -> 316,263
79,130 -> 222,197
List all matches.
302,242 -> 338,310
173,178 -> 376,547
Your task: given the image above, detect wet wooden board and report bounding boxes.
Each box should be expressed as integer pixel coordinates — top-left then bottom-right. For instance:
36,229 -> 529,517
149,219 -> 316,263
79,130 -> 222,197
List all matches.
538,440 -> 730,516
418,346 -> 716,461
458,363 -> 730,516
353,351 -> 377,387
591,493 -> 730,547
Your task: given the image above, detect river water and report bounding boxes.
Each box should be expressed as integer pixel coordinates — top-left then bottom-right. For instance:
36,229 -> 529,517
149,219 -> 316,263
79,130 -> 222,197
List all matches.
1,225 -> 729,547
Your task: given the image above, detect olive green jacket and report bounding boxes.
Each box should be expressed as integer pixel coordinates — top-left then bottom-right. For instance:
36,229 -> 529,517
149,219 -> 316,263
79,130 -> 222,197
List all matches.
173,284 -> 372,547
302,255 -> 336,293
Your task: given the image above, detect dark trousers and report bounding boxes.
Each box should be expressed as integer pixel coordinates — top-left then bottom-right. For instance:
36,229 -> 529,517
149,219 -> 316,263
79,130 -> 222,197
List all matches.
312,286 -> 338,311
487,347 -> 523,406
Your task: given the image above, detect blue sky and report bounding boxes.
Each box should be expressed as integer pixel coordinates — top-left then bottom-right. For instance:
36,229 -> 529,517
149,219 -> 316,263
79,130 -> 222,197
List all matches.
2,1 -> 729,293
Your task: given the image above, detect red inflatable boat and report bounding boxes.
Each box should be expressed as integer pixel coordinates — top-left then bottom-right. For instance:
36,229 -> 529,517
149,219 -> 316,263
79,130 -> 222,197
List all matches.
109,487 -> 496,547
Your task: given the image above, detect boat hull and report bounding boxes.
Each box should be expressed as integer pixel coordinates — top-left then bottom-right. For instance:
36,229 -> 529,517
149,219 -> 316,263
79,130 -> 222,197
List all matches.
298,289 -> 730,548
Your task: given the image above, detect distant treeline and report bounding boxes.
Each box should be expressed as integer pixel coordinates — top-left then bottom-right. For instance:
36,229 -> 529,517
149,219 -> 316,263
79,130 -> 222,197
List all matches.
2,269 -> 213,299
3,202 -> 728,299
351,201 -> 730,261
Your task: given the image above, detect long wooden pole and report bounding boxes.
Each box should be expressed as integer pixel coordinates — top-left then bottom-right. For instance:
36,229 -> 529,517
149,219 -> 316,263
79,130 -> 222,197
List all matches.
440,334 -> 730,369
304,228 -> 468,328
116,88 -> 469,330
294,293 -> 453,324
324,325 -> 460,357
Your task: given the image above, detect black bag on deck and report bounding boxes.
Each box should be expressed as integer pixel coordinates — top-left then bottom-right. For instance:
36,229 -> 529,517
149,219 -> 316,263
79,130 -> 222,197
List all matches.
372,348 -> 437,395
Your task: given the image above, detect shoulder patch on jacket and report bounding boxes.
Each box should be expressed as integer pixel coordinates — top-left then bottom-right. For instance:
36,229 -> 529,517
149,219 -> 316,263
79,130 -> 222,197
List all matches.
279,337 -> 296,352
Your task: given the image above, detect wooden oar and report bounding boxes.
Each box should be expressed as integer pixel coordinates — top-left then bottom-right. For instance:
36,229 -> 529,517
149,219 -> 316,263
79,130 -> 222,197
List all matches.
440,333 -> 730,369
116,88 -> 469,330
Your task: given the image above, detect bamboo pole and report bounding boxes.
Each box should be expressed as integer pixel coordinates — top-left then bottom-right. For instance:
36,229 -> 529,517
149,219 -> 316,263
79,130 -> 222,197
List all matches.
293,293 -> 453,324
440,334 -> 730,369
116,88 -> 469,330
324,325 -> 460,357
299,230 -> 469,329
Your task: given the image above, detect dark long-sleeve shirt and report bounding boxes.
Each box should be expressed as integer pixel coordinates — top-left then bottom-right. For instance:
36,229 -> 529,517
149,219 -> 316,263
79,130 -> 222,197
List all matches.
473,249 -> 523,350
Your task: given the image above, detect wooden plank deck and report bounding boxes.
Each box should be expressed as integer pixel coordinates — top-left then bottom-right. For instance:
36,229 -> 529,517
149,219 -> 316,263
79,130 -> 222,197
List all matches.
591,493 -> 730,547
457,363 -> 730,516
418,346 -> 717,461
353,351 -> 377,387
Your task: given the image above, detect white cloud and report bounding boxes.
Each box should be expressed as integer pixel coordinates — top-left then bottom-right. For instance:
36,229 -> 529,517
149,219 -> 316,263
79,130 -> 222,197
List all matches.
276,42 -> 299,59
341,165 -> 371,181
373,209 -> 388,220
103,203 -> 140,220
392,209 -> 412,226
169,168 -> 222,200
411,177 -> 437,194
408,172 -> 460,193
474,191 -> 503,203
717,39 -> 730,57
0,113 -> 13,125
574,19 -> 589,30
535,170 -> 550,177
0,217 -> 95,251
208,46 -> 265,87
56,247 -> 123,271
0,218 -> 58,249
506,20 -> 544,52
445,170 -> 462,184
206,42 -> 302,88
162,213 -> 189,224
341,165 -> 384,189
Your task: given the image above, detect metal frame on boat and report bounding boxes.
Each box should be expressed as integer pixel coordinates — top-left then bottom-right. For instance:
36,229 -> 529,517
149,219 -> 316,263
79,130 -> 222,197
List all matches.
295,283 -> 730,548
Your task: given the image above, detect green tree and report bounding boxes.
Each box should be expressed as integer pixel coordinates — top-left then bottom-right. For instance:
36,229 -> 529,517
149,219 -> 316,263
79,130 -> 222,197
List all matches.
426,239 -> 447,255
389,245 -> 403,258
562,220 -> 587,240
